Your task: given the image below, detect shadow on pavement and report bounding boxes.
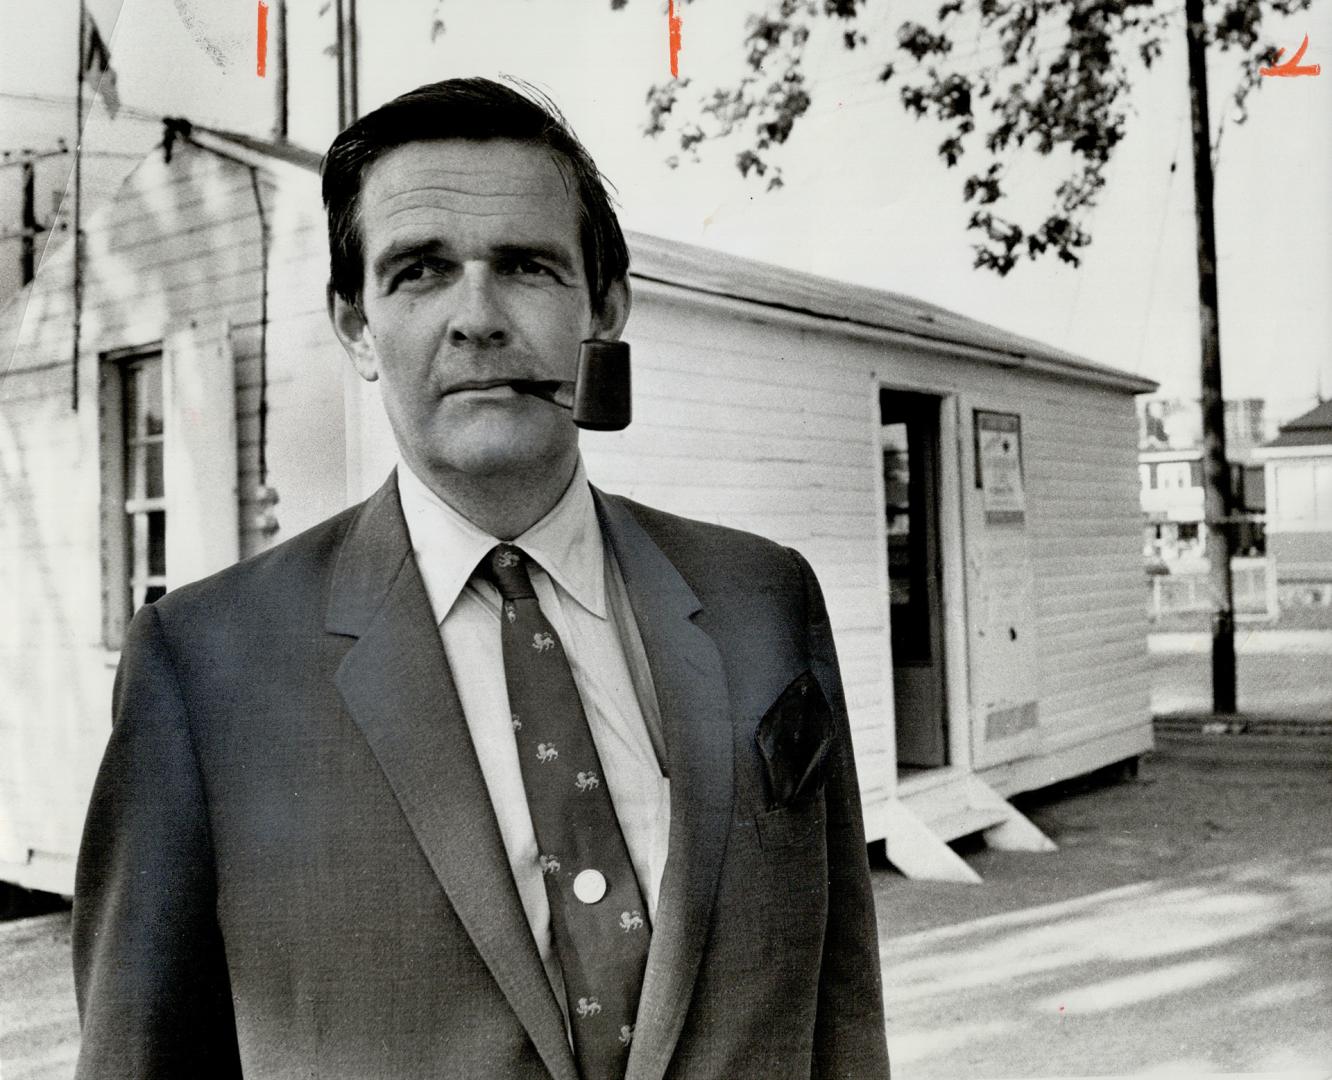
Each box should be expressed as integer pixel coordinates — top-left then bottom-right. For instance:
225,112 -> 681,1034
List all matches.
873,733 -> 1332,1078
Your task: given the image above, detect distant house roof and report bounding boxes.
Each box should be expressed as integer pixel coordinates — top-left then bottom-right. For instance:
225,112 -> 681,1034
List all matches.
1264,399 -> 1332,449
185,121 -> 1156,395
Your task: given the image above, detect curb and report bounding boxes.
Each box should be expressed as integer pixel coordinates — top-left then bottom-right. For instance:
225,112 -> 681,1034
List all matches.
1149,630 -> 1332,655
1153,713 -> 1332,737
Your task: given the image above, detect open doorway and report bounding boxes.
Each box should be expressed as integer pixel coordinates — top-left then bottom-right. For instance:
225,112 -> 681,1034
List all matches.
881,389 -> 949,773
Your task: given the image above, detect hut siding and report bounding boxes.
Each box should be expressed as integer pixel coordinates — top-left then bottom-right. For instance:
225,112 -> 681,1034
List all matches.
583,290 -> 1149,829
0,142 -> 344,891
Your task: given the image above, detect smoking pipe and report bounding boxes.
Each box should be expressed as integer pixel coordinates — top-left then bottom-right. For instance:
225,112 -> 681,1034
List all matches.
510,340 -> 630,432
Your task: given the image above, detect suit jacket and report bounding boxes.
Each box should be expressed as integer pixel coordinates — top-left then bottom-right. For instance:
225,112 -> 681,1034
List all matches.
72,473 -> 890,1079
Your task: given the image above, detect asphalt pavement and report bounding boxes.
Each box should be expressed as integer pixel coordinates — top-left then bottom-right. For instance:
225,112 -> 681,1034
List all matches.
874,732 -> 1332,1079
1150,644 -> 1332,726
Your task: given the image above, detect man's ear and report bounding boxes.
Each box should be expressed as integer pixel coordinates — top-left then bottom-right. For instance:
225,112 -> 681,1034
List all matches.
590,277 -> 632,342
327,283 -> 380,383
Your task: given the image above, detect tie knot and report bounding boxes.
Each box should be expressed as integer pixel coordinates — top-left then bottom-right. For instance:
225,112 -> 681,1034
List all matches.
485,544 -> 537,601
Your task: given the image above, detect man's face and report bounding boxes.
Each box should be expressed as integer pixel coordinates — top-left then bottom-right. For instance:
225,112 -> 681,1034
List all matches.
331,138 -> 628,491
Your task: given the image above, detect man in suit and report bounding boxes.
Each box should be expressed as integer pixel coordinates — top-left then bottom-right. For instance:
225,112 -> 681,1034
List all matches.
73,78 -> 890,1078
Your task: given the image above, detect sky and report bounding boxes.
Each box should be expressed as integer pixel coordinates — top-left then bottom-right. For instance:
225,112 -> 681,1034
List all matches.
1,0 -> 1328,421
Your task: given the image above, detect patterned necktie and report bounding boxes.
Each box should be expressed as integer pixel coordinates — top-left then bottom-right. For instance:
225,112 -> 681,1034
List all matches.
483,543 -> 650,1078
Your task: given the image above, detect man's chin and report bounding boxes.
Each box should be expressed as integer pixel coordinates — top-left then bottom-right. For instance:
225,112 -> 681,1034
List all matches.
423,432 -> 576,485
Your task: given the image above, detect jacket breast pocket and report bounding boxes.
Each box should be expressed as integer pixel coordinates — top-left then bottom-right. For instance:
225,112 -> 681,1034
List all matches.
745,790 -> 830,958
754,789 -> 827,850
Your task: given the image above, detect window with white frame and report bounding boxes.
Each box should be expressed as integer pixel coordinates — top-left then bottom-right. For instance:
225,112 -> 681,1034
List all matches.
1274,462 -> 1316,523
1271,461 -> 1332,525
100,346 -> 167,648
1318,465 -> 1332,523
1156,461 -> 1195,491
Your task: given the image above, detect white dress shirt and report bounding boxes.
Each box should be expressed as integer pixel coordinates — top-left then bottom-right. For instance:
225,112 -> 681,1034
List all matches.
396,457 -> 671,1003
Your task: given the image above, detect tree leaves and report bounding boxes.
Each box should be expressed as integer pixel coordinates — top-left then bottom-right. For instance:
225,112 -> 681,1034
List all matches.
616,0 -> 1312,274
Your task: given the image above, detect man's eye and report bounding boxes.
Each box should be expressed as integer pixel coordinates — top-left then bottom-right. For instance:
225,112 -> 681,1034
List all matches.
503,258 -> 555,278
392,259 -> 447,288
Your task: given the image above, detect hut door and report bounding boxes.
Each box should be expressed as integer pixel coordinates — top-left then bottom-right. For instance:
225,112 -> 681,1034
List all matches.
881,390 -> 948,770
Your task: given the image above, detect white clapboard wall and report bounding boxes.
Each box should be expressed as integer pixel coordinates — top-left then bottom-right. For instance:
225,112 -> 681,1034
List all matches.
0,135 -> 346,892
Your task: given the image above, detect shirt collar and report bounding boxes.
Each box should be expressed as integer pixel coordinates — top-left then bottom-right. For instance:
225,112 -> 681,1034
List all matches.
396,456 -> 608,625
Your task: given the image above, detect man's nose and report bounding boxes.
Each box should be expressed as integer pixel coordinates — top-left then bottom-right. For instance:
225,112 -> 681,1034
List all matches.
448,266 -> 507,348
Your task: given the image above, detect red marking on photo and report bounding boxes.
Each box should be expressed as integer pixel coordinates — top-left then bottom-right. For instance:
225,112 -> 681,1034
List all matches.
668,0 -> 683,77
1261,34 -> 1320,77
257,2 -> 269,78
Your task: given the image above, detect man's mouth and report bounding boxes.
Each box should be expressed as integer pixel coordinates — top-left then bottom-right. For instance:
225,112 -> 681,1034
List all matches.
444,378 -> 573,409
509,379 -> 571,408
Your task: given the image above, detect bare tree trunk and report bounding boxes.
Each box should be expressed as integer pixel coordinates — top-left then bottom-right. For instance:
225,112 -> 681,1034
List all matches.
1184,0 -> 1236,713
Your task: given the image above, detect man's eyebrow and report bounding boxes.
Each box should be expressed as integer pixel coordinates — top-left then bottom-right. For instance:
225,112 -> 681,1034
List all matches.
370,240 -> 579,282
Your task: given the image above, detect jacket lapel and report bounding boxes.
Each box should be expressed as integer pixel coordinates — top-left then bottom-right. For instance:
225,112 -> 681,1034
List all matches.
595,491 -> 735,1080
326,473 -> 579,1080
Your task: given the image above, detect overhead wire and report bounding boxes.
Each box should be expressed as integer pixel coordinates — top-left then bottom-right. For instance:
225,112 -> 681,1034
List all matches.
0,89 -> 183,127
1131,106 -> 1190,377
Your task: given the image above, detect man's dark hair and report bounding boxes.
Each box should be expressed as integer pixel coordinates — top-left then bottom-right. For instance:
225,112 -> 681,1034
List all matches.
321,77 -> 629,315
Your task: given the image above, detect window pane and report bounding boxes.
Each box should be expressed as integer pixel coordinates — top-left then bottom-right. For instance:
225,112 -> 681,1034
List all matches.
126,442 -> 165,502
1316,465 -> 1332,523
1277,464 -> 1314,521
126,444 -> 143,502
147,511 -> 166,576
1159,462 -> 1188,489
136,360 -> 164,437
109,353 -> 166,647
123,364 -> 140,436
145,441 -> 164,499
130,510 -> 147,578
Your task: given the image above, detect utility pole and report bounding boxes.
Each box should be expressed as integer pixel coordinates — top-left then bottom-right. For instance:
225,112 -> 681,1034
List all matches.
1184,0 -> 1236,713
20,160 -> 37,284
0,148 -> 63,283
333,0 -> 360,130
347,0 -> 359,123
73,2 -> 86,413
335,0 -> 347,130
273,0 -> 289,141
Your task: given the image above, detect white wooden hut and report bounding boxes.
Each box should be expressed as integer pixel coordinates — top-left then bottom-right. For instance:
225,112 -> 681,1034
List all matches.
0,123 -> 1156,895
